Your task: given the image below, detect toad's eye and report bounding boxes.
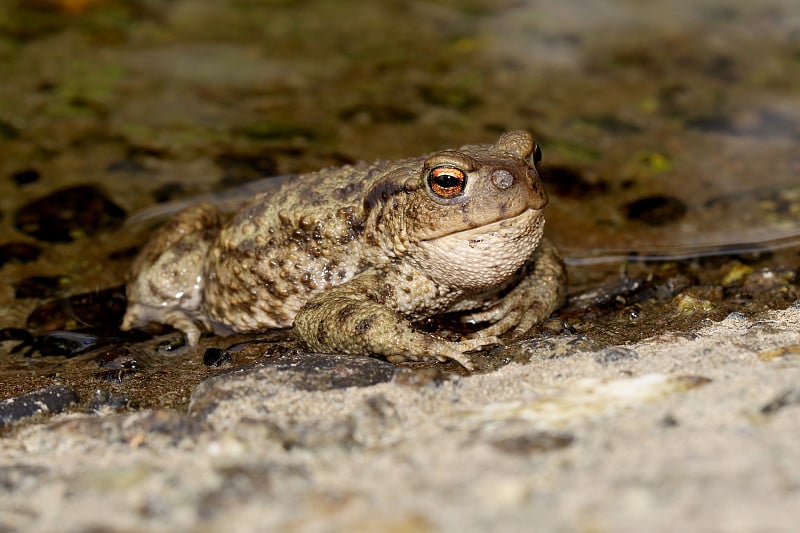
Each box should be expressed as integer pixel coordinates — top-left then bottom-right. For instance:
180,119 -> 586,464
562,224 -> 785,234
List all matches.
428,166 -> 467,199
527,144 -> 542,167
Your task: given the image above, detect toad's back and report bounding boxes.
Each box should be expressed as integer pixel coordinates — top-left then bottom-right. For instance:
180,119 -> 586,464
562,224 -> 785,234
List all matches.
203,158 -> 411,331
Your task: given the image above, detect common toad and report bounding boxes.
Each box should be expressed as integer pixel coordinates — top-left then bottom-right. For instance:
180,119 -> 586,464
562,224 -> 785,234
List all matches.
121,131 -> 567,369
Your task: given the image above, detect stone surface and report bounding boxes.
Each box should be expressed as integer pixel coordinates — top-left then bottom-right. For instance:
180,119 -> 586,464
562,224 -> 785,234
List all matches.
189,350 -> 401,423
0,385 -> 79,428
0,307 -> 799,531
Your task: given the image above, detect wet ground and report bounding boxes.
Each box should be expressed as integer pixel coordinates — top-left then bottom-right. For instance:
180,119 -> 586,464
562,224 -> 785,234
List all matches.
0,1 -> 799,531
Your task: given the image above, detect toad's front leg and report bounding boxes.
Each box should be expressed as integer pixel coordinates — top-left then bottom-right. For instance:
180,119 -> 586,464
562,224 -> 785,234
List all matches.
292,273 -> 496,370
458,237 -> 567,339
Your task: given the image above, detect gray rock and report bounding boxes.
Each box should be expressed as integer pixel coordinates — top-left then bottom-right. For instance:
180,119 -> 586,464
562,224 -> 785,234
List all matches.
0,385 -> 79,428
189,350 -> 400,421
594,346 -> 640,365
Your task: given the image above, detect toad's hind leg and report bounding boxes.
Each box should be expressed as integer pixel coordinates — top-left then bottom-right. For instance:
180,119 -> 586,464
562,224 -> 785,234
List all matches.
121,202 -> 222,345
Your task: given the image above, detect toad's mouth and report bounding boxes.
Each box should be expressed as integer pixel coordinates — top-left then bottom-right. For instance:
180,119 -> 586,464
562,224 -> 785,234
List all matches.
420,208 -> 543,243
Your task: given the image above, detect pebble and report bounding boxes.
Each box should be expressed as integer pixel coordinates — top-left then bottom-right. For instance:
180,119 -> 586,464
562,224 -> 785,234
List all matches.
595,347 -> 639,365
0,385 -> 79,428
203,348 -> 232,367
190,350 -> 400,421
88,390 -> 136,413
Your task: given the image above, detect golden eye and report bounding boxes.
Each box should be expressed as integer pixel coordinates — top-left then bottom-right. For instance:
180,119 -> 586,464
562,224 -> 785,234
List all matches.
428,166 -> 467,199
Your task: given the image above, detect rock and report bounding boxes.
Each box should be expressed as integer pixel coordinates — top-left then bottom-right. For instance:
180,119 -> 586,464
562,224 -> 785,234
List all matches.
11,328 -> 150,358
41,410 -> 204,447
0,385 -> 79,428
0,464 -> 49,492
189,350 -> 399,421
258,350 -> 400,391
521,334 -> 605,359
93,345 -> 149,382
0,328 -> 33,345
87,390 -> 136,413
203,348 -> 232,367
207,349 -> 399,393
595,347 -> 639,365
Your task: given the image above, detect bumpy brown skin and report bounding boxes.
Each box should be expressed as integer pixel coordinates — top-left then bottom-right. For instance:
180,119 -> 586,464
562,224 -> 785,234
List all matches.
122,131 -> 567,369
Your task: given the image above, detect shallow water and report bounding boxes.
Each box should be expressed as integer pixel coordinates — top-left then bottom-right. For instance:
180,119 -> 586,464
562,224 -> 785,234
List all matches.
0,0 -> 798,407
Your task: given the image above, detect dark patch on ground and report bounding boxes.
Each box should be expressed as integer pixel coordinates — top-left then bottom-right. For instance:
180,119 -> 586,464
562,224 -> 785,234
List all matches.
14,185 -> 126,242
14,275 -> 71,300
623,195 -> 688,226
10,168 -> 40,186
0,242 -> 41,267
25,286 -> 128,332
215,152 -> 279,188
490,430 -> 575,455
540,165 -> 608,198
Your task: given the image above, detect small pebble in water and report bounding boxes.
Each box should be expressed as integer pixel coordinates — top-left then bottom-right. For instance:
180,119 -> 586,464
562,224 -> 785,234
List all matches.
88,390 -> 135,413
203,348 -> 232,367
158,336 -> 187,353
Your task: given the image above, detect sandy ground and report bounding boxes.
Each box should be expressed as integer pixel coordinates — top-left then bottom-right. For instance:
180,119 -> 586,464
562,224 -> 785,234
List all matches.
1,304 -> 798,532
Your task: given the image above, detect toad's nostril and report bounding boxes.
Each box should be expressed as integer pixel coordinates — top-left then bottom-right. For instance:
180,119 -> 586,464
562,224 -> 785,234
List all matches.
491,169 -> 514,190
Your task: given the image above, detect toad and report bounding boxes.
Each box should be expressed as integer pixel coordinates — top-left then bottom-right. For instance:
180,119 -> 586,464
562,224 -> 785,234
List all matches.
121,130 -> 567,369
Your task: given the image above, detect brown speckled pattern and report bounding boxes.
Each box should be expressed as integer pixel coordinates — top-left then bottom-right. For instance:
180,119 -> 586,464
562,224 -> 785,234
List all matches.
122,131 -> 567,369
